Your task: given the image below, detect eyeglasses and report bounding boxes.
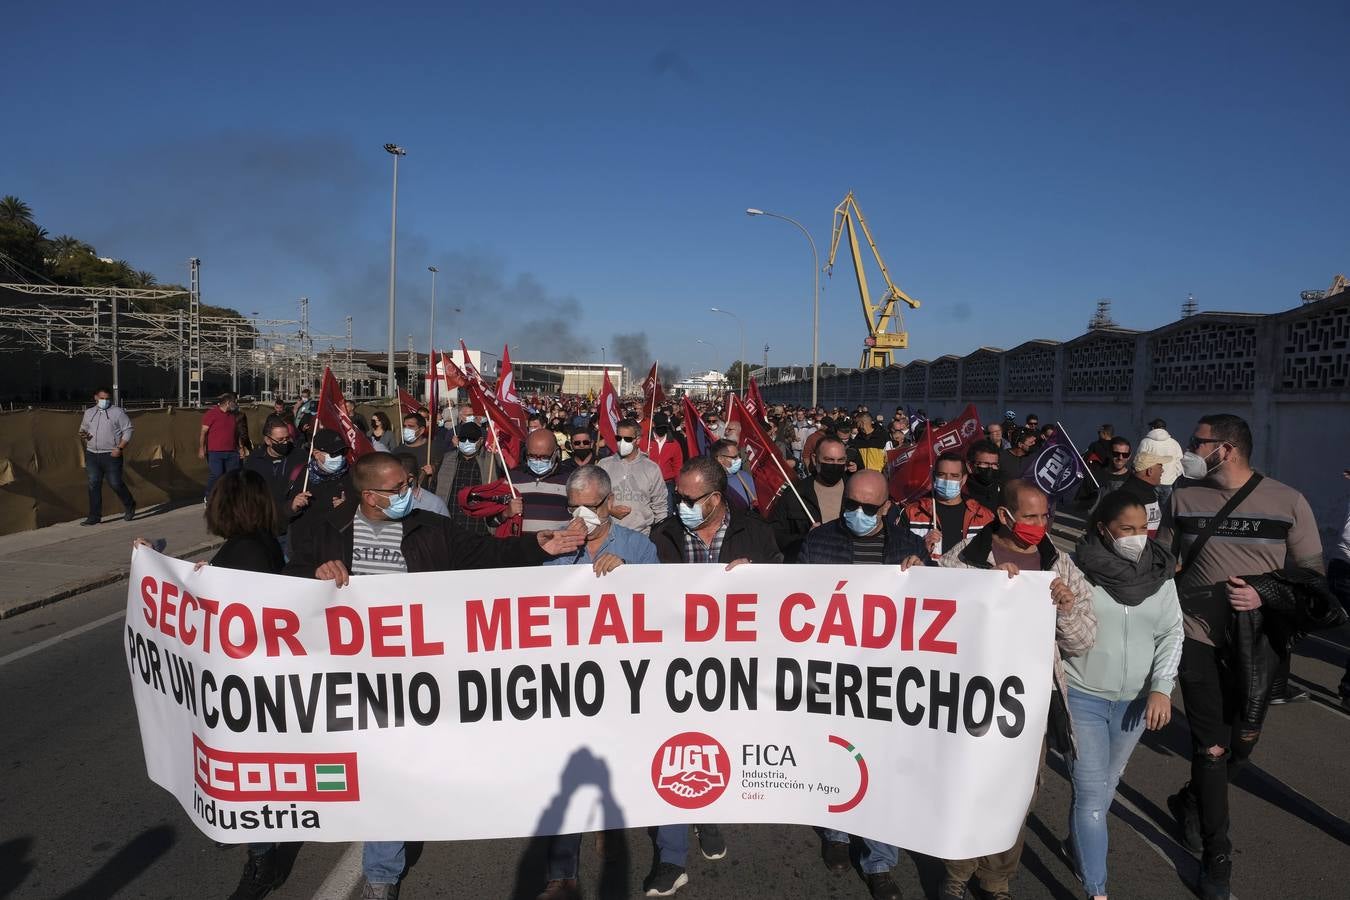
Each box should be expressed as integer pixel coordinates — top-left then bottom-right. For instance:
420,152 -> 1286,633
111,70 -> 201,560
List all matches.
366,483 -> 409,495
567,494 -> 610,514
674,489 -> 716,506
1111,451 -> 1131,458
842,497 -> 884,516
1188,435 -> 1223,451
570,441 -> 593,449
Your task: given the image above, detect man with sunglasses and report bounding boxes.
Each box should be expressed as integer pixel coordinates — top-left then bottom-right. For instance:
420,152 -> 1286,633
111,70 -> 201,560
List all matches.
797,469 -> 925,899
1097,437 -> 1134,498
646,456 -> 781,897
598,418 -> 668,536
1158,414 -> 1324,900
536,465 -> 658,900
285,453 -> 585,899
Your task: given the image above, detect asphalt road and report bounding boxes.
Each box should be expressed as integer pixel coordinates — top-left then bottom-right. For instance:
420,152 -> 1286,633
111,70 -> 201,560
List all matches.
2,578 -> 1347,900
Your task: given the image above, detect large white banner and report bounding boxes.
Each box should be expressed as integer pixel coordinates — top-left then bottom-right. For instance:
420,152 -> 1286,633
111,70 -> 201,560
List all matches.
124,548 -> 1055,859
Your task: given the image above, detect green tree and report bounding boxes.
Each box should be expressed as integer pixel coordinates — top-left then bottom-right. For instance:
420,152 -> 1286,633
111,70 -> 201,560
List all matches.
724,360 -> 753,391
0,196 -> 34,225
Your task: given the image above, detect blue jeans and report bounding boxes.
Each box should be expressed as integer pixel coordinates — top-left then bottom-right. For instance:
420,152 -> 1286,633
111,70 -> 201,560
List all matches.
820,829 -> 899,874
85,450 -> 134,519
205,450 -> 241,498
363,841 -> 405,884
545,833 -> 582,880
1066,688 -> 1147,896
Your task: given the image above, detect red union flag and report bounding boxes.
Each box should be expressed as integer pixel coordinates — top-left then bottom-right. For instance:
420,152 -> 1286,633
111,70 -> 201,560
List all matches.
193,735 -> 360,802
744,377 -> 767,422
596,369 -> 621,452
640,362 -> 666,454
467,378 -> 526,470
440,351 -> 468,391
727,393 -> 792,515
317,368 -> 375,459
398,388 -> 420,418
497,344 -> 526,428
457,341 -> 488,415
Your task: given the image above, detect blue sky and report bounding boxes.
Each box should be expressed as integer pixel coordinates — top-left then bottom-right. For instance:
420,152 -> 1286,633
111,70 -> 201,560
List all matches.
4,1 -> 1347,380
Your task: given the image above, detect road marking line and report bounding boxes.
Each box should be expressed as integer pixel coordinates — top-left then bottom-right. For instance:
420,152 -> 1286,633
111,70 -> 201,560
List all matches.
310,841 -> 363,900
0,610 -> 124,670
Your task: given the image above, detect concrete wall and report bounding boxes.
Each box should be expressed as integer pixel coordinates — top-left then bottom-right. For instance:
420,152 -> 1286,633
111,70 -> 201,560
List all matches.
760,293 -> 1350,544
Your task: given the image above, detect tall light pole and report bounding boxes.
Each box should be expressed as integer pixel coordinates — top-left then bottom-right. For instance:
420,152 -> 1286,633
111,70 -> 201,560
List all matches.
384,143 -> 407,397
709,307 -> 745,395
746,207 -> 819,407
427,265 -> 439,403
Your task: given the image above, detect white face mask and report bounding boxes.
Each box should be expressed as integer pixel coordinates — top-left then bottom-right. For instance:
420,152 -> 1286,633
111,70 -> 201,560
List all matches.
1112,533 -> 1148,563
575,505 -> 604,536
1180,445 -> 1226,480
617,438 -> 636,458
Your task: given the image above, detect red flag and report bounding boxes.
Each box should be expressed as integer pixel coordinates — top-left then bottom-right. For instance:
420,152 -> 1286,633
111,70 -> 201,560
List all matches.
596,369 -> 621,453
440,351 -> 468,391
467,377 -> 525,470
744,377 -> 768,422
317,368 -> 376,460
398,388 -> 420,418
726,394 -> 792,515
886,404 -> 982,504
639,362 -> 666,454
681,395 -> 716,459
496,344 -> 526,427
457,341 -> 488,415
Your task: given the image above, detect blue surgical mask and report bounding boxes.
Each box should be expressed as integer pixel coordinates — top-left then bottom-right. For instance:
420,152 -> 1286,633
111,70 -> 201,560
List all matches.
97,398 -> 110,410
726,458 -> 742,475
383,487 -> 414,519
678,500 -> 708,530
527,456 -> 555,476
934,477 -> 962,501
843,507 -> 879,536
320,453 -> 345,474
459,440 -> 478,455
402,427 -> 418,443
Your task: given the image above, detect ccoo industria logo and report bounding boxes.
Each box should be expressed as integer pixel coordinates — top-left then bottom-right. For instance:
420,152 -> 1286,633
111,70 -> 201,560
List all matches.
193,735 -> 360,802
651,731 -> 730,809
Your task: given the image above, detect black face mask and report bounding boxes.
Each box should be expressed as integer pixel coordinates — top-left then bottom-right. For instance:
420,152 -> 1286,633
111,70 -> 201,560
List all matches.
270,440 -> 293,457
654,426 -> 669,437
970,467 -> 998,486
571,447 -> 594,463
816,463 -> 847,486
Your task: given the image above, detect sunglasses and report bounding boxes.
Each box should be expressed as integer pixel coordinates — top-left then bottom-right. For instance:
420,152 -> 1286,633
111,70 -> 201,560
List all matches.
1111,451 -> 1131,458
674,489 -> 716,506
1188,435 -> 1223,451
842,497 -> 884,516
570,441 -> 593,448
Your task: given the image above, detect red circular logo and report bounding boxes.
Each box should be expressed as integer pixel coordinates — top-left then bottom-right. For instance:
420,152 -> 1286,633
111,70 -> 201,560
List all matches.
651,732 -> 730,809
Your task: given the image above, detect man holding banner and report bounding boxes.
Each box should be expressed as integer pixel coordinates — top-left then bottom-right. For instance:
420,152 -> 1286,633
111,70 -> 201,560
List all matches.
937,479 -> 1096,900
284,452 -> 586,898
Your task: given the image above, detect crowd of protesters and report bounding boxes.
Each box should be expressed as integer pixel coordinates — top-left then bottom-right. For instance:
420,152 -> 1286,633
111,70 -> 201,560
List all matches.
86,380 -> 1349,900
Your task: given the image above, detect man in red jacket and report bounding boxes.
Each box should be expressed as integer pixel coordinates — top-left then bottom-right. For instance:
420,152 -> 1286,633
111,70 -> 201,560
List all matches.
900,452 -> 996,561
646,411 -> 686,517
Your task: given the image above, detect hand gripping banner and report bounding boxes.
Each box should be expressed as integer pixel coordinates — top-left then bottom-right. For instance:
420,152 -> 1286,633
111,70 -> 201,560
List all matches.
125,548 -> 1055,859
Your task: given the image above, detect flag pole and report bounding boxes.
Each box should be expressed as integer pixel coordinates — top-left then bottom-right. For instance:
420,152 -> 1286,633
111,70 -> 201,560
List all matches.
1055,421 -> 1100,490
485,414 -> 518,498
302,368 -> 330,494
767,445 -> 816,526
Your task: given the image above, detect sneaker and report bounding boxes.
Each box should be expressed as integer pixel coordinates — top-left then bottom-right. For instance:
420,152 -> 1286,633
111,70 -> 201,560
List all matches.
536,878 -> 580,900
123,505 -> 137,522
939,877 -> 967,898
694,824 -> 726,860
228,850 -> 281,900
1167,788 -> 1203,853
643,862 -> 688,897
80,518 -> 99,526
1199,854 -> 1231,900
361,881 -> 401,900
1268,686 -> 1309,705
865,871 -> 902,900
823,839 -> 851,873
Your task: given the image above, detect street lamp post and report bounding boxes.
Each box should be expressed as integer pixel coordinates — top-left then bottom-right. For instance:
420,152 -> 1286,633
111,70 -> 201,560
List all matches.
709,307 -> 745,395
384,143 -> 407,397
746,207 -> 819,407
428,265 -> 439,404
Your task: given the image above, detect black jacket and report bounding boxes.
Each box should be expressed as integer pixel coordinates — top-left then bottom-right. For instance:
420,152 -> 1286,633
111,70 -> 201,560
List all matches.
212,531 -> 285,575
797,517 -> 927,565
651,506 -> 783,564
284,507 -> 549,578
771,475 -> 835,562
243,446 -> 308,534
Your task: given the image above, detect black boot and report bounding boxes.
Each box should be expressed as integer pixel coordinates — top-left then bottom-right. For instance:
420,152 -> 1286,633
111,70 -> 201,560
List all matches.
1199,853 -> 1231,900
228,848 -> 281,900
1167,785 -> 1202,853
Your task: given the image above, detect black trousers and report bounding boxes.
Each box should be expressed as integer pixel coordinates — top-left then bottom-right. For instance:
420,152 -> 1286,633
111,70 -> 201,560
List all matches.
1177,637 -> 1263,858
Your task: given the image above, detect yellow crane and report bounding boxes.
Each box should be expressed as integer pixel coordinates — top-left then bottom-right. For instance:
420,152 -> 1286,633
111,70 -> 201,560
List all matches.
825,191 -> 921,369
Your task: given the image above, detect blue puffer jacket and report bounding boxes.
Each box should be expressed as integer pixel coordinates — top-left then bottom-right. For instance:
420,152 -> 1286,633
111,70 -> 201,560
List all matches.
797,517 -> 928,565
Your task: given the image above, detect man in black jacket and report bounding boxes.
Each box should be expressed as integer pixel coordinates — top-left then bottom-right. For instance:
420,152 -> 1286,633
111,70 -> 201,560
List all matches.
283,453 -> 585,900
645,456 -> 780,897
771,438 -> 850,562
243,416 -> 308,555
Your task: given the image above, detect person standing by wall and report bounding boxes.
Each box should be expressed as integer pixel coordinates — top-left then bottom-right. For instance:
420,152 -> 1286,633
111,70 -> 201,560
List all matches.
200,392 -> 242,500
78,388 -> 135,525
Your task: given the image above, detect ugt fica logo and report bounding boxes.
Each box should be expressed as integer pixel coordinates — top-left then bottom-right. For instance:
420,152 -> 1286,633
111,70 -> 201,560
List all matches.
651,732 -> 729,809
